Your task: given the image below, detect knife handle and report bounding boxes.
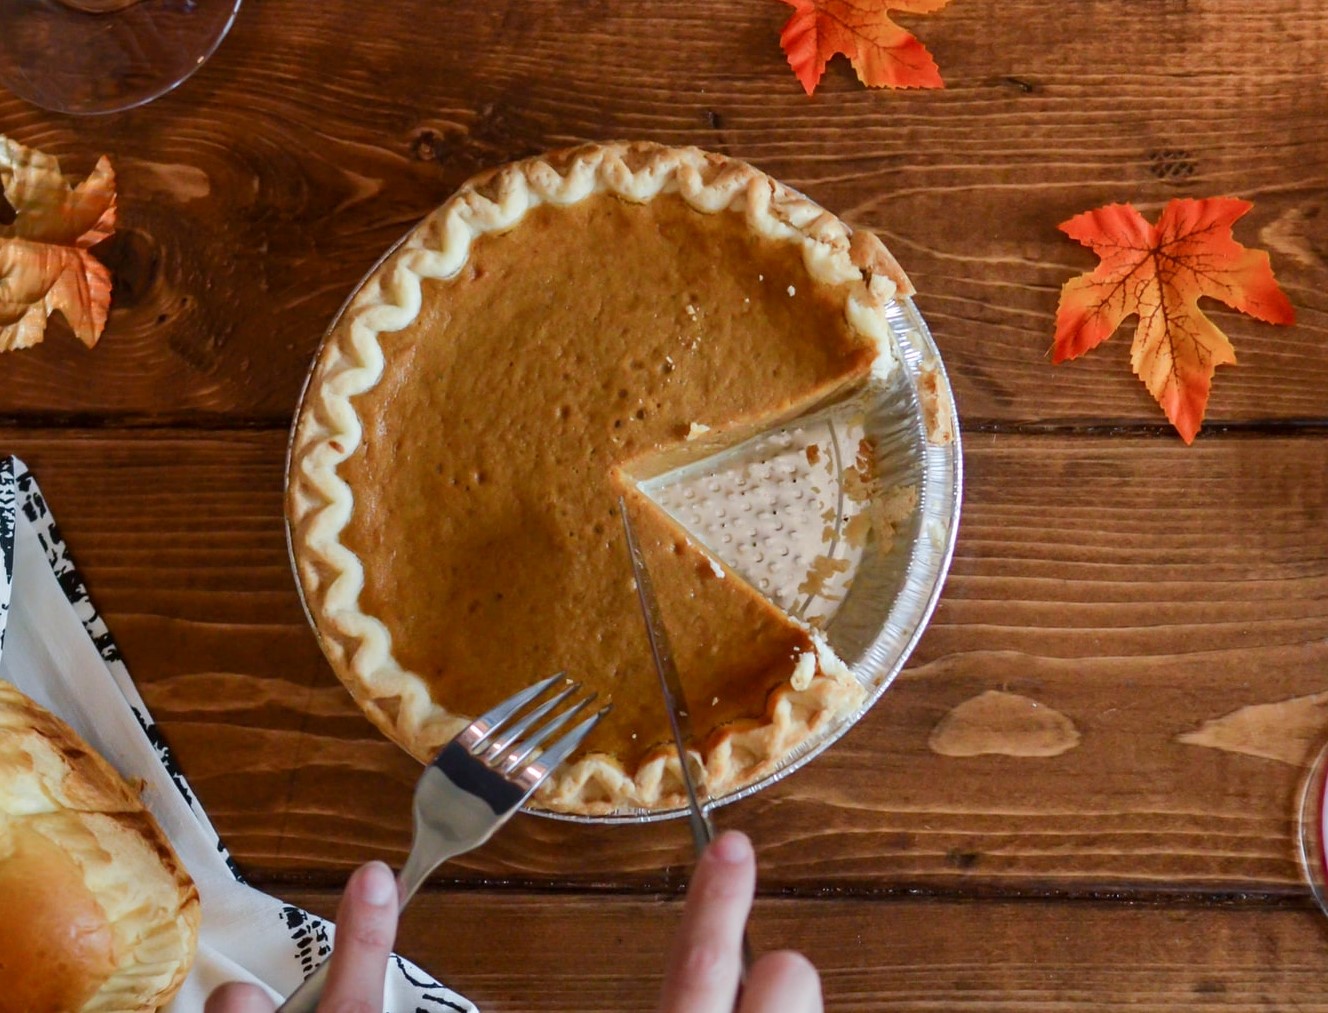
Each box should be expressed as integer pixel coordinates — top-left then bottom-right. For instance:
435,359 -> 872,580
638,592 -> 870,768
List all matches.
692,809 -> 754,984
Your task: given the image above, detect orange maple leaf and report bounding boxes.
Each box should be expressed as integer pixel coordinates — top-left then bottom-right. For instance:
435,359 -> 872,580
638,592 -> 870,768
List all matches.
778,0 -> 952,94
1053,197 -> 1294,443
0,135 -> 117,353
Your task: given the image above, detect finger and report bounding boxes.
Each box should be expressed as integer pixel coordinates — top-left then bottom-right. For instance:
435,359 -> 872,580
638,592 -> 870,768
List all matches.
321,861 -> 399,1010
204,982 -> 276,1013
738,951 -> 823,1013
658,831 -> 756,1013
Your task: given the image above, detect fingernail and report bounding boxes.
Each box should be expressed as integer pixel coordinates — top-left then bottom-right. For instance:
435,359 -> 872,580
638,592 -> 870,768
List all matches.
711,830 -> 752,864
355,861 -> 397,906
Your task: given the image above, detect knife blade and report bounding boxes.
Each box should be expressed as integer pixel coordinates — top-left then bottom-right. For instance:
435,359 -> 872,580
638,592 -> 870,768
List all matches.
618,496 -> 715,852
618,496 -> 754,979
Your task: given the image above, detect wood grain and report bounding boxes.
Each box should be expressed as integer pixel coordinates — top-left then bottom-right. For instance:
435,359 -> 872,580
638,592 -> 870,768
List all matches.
3,3 -> 1326,1006
0,0 -> 1324,426
7,427 -> 1325,893
279,890 -> 1328,1012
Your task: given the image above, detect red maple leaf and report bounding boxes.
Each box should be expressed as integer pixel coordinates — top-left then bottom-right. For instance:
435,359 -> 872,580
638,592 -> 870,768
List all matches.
1053,197 -> 1295,443
778,0 -> 953,95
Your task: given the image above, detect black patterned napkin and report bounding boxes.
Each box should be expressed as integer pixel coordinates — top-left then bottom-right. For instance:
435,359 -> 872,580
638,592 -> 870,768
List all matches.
0,457 -> 475,1012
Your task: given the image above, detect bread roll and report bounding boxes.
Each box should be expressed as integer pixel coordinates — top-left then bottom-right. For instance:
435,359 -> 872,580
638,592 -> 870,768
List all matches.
0,681 -> 199,1012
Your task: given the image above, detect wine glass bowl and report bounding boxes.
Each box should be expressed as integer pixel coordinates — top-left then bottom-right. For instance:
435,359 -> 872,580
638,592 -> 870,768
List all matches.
1297,739 -> 1328,917
0,0 -> 242,115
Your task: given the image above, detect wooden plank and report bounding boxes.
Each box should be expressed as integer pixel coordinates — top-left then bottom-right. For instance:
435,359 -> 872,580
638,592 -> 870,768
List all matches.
7,428 -> 1328,890
0,0 -> 1324,424
277,890 -> 1328,1012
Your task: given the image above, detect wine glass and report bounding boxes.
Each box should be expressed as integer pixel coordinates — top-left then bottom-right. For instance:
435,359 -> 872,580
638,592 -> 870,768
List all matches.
1297,739 -> 1328,915
0,0 -> 241,115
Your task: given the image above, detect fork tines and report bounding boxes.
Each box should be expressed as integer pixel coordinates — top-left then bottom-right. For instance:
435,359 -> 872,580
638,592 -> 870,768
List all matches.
468,673 -> 607,780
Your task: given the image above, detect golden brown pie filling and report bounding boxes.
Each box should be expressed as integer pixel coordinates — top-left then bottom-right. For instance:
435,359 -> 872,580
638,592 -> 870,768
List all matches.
290,143 -> 909,812
339,194 -> 873,770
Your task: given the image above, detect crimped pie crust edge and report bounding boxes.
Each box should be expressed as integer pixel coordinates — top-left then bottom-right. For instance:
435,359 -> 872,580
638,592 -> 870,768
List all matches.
287,141 -> 906,813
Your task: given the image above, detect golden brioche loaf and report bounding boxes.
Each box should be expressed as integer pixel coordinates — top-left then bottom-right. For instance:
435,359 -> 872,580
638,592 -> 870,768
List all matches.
0,681 -> 199,1013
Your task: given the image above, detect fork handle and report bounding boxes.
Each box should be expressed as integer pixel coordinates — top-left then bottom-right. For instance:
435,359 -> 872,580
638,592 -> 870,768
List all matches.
275,870 -> 415,1013
275,958 -> 332,1013
276,850 -> 457,1012
395,839 -> 449,910
278,874 -> 747,1013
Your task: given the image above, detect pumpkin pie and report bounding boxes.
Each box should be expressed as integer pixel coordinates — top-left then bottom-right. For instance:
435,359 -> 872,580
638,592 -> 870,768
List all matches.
287,142 -> 911,814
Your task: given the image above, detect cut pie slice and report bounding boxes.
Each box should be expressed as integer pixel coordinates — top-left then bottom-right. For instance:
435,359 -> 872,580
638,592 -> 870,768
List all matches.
286,142 -> 911,814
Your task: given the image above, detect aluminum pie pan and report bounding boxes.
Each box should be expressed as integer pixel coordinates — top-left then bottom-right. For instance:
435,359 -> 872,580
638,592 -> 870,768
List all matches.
543,293 -> 963,824
285,231 -> 962,826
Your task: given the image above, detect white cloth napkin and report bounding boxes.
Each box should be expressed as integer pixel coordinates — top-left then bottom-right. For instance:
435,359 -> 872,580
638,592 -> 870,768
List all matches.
0,457 -> 476,1013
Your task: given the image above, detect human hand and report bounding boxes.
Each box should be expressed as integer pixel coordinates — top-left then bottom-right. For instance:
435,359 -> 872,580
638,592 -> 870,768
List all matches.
659,831 -> 823,1013
205,861 -> 399,1013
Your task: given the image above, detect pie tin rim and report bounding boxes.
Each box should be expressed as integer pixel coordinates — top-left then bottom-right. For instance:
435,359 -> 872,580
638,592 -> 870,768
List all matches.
284,214 -> 964,826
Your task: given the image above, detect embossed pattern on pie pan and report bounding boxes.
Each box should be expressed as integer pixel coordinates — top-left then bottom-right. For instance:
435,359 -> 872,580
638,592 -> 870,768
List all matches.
553,293 -> 962,823
284,216 -> 962,826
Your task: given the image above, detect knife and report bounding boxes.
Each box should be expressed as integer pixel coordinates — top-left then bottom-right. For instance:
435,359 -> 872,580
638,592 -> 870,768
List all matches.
619,495 -> 715,850
618,496 -> 754,974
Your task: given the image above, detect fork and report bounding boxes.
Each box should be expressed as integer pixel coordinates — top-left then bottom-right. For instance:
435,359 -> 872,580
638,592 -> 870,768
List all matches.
277,673 -> 607,1013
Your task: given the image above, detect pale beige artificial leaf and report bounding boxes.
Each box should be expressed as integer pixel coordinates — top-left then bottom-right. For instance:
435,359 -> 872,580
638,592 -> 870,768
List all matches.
0,135 -> 116,351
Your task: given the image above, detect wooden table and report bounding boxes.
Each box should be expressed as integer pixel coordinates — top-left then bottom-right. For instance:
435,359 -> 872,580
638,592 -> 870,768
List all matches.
4,0 -> 1328,1008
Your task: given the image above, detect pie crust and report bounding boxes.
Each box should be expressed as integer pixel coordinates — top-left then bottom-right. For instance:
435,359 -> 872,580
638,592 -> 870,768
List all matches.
287,141 -> 912,814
